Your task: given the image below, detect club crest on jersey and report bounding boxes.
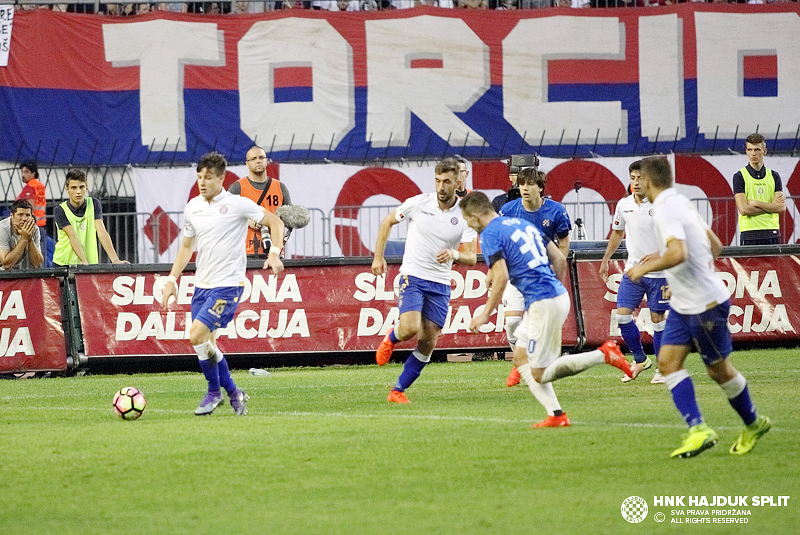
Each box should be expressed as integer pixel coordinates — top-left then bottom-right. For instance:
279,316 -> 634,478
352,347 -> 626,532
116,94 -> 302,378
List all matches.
450,217 -> 458,225
219,206 -> 228,214
542,219 -> 551,227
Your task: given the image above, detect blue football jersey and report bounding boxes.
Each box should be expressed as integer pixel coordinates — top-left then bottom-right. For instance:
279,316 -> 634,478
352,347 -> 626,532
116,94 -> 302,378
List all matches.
480,216 -> 566,308
498,198 -> 571,244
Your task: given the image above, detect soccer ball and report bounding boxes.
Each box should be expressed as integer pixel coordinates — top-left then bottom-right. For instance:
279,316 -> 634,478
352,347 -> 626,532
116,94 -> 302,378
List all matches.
112,387 -> 147,420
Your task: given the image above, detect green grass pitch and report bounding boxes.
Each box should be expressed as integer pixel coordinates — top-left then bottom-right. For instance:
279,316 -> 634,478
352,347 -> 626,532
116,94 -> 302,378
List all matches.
0,348 -> 797,534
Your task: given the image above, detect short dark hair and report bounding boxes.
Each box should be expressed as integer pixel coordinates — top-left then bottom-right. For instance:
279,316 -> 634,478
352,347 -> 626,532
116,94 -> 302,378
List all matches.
11,199 -> 33,214
746,133 -> 765,146
435,158 -> 459,177
517,167 -> 547,191
65,168 -> 87,186
20,160 -> 38,179
197,151 -> 227,176
640,157 -> 673,189
460,190 -> 495,217
629,160 -> 642,173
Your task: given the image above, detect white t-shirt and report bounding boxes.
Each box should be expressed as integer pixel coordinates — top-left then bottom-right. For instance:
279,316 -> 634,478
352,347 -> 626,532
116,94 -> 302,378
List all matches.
612,194 -> 664,278
652,188 -> 729,315
395,192 -> 476,286
182,190 -> 265,289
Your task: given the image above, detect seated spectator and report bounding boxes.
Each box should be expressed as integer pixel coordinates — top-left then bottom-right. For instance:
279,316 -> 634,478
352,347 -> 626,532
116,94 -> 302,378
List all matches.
328,0 -> 361,9
0,200 -> 44,271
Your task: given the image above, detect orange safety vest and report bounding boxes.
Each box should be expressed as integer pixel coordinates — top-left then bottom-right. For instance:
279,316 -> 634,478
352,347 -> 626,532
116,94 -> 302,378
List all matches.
17,178 -> 47,227
235,177 -> 284,254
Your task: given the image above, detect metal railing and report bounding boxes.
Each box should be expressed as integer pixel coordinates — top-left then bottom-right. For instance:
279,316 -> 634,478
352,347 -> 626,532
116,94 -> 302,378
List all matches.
72,196 -> 799,264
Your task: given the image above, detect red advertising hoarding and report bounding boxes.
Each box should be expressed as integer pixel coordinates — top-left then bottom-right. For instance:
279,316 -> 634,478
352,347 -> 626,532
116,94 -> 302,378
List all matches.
76,263 -> 579,358
577,254 -> 800,348
0,277 -> 66,373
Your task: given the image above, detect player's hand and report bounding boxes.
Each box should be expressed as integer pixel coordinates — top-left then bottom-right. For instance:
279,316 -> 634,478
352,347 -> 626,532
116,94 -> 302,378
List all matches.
469,312 -> 490,333
775,191 -> 786,204
435,248 -> 454,264
18,219 -> 35,240
371,257 -> 387,276
264,255 -> 284,275
627,265 -> 644,283
161,280 -> 176,308
639,252 -> 660,264
599,260 -> 609,281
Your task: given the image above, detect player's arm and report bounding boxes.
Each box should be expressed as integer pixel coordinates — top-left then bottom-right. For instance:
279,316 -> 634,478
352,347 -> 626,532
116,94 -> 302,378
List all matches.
25,226 -> 44,269
469,258 -> 509,333
707,228 -> 724,259
0,220 -> 41,269
547,240 -> 567,282
61,224 -> 89,265
372,210 -> 401,276
599,228 -> 624,281
438,238 -> 478,266
748,192 -> 786,214
627,237 -> 687,283
257,209 -> 285,275
556,234 -> 570,260
161,235 -> 195,308
95,219 -> 128,264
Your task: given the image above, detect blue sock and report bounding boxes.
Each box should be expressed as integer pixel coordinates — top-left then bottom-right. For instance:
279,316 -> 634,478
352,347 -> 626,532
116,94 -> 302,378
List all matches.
652,328 -> 663,359
619,320 -> 647,363
729,386 -> 757,426
388,327 -> 400,344
217,357 -> 237,395
395,352 -> 427,392
668,374 -> 704,428
198,359 -> 220,392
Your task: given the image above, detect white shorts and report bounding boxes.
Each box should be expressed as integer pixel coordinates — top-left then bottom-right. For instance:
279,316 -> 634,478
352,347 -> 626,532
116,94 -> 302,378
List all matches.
513,292 -> 571,369
502,282 -> 525,314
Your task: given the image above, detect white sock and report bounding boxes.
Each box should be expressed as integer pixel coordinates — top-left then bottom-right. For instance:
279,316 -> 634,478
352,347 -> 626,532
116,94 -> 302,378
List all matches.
720,373 -> 746,399
518,363 -> 562,415
505,316 -> 521,349
192,341 -> 215,361
540,350 -> 604,383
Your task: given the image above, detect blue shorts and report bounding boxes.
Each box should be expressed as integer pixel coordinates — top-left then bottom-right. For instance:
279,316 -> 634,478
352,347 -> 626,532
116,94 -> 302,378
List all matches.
661,300 -> 732,365
397,275 -> 450,328
617,274 -> 669,313
191,286 -> 244,332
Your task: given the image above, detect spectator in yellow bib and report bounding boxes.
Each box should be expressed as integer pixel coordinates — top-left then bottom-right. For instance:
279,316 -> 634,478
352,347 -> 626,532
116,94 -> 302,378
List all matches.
733,133 -> 786,246
52,169 -> 129,266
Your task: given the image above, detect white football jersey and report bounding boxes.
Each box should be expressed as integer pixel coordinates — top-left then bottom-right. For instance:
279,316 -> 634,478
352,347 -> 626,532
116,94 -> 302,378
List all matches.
612,194 -> 664,278
651,188 -> 729,314
395,192 -> 476,286
183,189 -> 265,289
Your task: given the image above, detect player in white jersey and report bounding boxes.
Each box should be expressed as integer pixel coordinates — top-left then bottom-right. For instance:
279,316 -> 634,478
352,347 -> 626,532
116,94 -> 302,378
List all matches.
372,158 -> 478,404
161,151 -> 285,416
628,157 -> 770,458
600,160 -> 669,384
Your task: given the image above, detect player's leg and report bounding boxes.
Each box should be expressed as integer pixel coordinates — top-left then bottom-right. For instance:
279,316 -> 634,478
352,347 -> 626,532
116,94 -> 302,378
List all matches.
615,275 -> 649,381
377,275 -> 424,366
658,311 -> 717,458
511,294 -> 570,427
645,277 -> 669,384
696,302 -> 771,455
387,281 -> 449,403
502,284 -> 525,387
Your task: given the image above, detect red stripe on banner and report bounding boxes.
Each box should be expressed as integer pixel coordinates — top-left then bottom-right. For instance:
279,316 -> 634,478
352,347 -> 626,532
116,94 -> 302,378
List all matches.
410,58 -> 443,69
273,66 -> 313,89
743,55 -> 778,79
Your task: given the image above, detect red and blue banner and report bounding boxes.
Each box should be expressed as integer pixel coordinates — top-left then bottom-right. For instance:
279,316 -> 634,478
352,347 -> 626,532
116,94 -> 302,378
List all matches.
2,4 -> 799,165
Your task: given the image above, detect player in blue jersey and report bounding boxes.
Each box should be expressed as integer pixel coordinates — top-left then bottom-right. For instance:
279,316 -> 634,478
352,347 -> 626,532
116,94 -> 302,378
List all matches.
499,167 -> 572,387
628,157 -> 771,457
599,160 -> 669,384
372,158 -> 478,404
461,191 -> 631,428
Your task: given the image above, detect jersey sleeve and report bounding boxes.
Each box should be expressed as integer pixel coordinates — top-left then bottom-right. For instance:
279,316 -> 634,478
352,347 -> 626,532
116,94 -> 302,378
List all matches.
395,195 -> 418,222
239,195 -> 267,222
555,205 -> 571,238
228,181 -> 242,195
479,226 -> 503,267
280,182 -> 292,205
182,206 -> 196,238
773,170 -> 783,192
92,198 -> 104,220
611,201 -> 626,231
732,171 -> 745,194
654,204 -> 686,243
460,225 -> 477,244
53,204 -> 69,230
